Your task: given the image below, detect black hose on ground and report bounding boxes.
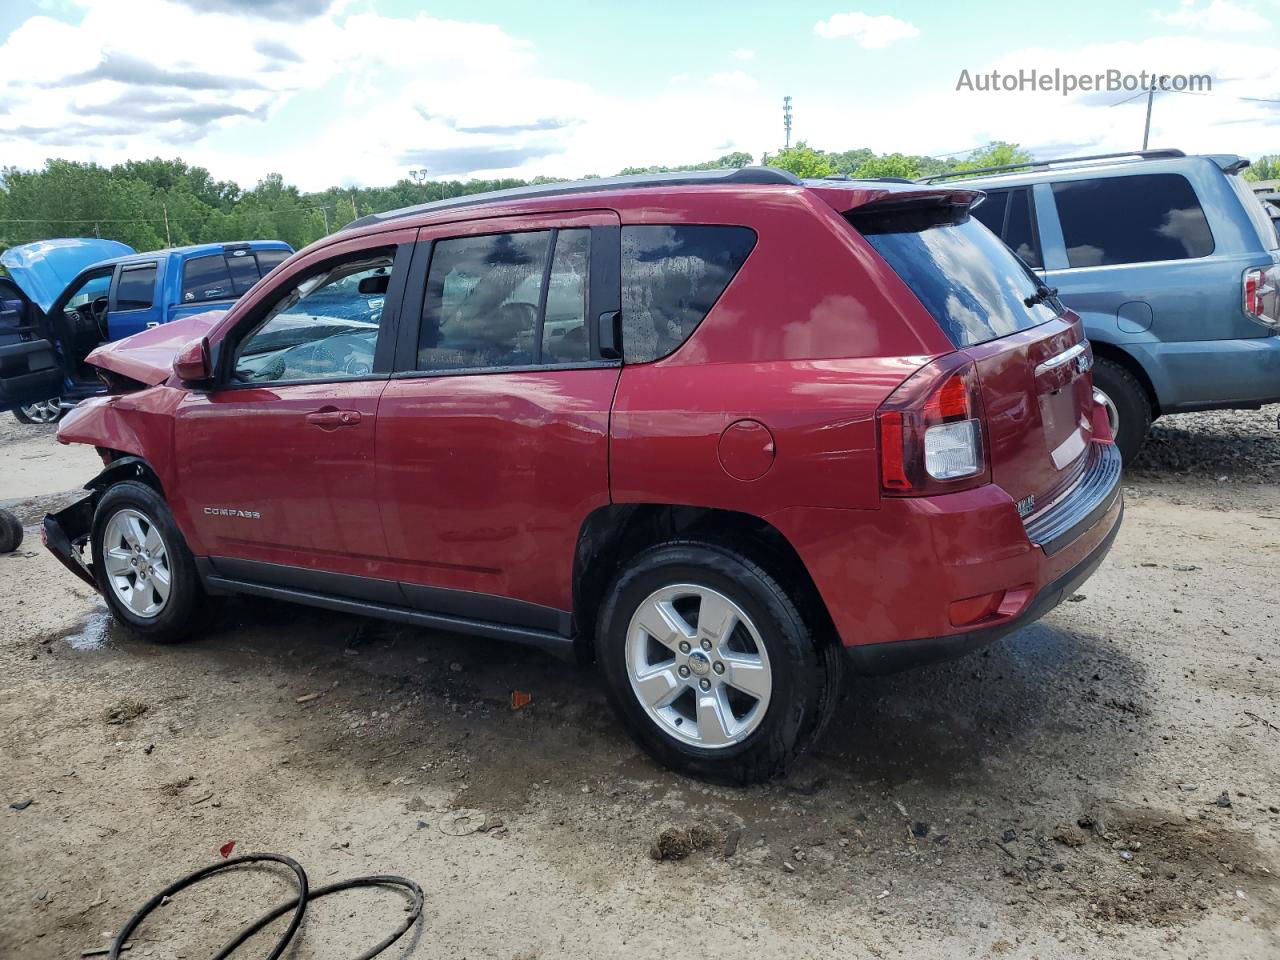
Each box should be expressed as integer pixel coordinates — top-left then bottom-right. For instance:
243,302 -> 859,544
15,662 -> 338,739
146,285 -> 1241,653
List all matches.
106,853 -> 424,960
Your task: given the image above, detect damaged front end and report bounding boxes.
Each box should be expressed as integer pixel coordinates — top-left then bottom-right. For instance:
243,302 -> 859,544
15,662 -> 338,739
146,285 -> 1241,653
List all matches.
43,495 -> 96,588
42,456 -> 159,591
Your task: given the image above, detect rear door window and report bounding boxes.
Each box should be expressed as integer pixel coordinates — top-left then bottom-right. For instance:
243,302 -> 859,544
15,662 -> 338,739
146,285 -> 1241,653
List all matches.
621,225 -> 756,363
416,228 -> 591,371
970,190 -> 1008,236
181,255 -> 234,304
855,209 -> 1058,348
115,263 -> 157,310
1004,188 -> 1042,269
225,250 -> 261,295
1051,173 -> 1214,267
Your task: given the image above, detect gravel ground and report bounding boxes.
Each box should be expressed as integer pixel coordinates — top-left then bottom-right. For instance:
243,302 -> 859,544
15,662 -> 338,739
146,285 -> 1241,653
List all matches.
1,406 -> 1277,959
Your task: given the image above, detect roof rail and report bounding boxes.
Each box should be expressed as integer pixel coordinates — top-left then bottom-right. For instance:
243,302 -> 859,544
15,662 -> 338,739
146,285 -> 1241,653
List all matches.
916,149 -> 1187,184
344,166 -> 803,230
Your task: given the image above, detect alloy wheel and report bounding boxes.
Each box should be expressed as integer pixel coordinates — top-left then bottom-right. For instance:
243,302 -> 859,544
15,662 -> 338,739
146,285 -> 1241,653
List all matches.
624,584 -> 772,749
18,399 -> 62,423
1093,387 -> 1121,438
102,508 -> 172,618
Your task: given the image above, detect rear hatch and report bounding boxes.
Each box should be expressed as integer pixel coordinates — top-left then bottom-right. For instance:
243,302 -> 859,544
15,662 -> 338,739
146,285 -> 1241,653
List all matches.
849,193 -> 1096,506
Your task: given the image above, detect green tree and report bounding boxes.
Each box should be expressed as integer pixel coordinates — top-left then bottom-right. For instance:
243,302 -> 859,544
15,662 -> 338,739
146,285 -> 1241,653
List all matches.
761,141 -> 835,179
1243,155 -> 1280,182
852,152 -> 923,180
949,141 -> 1034,177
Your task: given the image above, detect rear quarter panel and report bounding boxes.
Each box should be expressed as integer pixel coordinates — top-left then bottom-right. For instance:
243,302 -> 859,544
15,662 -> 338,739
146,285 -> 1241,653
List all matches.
609,190 -> 952,514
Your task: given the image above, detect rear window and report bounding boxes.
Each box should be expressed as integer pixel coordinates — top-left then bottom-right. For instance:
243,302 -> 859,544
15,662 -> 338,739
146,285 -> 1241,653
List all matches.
1051,173 -> 1214,267
182,249 -> 291,304
856,209 -> 1058,348
1226,173 -> 1280,251
621,225 -> 756,363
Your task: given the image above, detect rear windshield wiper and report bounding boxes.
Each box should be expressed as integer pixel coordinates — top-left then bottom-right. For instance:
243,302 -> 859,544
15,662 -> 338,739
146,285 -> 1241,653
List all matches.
1023,284 -> 1059,308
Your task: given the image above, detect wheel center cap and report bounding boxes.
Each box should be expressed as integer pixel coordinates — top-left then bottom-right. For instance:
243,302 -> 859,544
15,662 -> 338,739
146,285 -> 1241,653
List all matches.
688,652 -> 711,676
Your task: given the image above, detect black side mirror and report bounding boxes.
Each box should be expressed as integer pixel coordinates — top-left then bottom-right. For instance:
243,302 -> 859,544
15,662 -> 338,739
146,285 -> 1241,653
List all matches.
358,275 -> 390,295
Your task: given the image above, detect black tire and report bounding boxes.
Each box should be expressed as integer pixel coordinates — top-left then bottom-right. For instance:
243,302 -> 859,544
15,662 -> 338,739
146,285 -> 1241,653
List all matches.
0,509 -> 22,553
1092,357 -> 1152,466
91,480 -> 204,643
596,541 -> 842,785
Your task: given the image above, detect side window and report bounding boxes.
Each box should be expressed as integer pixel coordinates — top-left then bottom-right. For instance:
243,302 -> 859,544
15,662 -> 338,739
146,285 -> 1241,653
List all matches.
417,228 -> 590,372
182,254 -> 234,303
970,190 -> 1008,236
225,251 -> 261,295
1004,189 -> 1042,269
542,229 -> 589,363
621,225 -> 756,364
233,251 -> 394,384
115,263 -> 157,310
256,249 -> 291,275
1051,174 -> 1214,267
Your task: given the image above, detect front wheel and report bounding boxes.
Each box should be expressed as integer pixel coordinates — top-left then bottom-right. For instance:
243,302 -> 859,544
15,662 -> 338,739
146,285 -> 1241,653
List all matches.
13,399 -> 64,424
596,541 -> 842,784
91,480 -> 204,643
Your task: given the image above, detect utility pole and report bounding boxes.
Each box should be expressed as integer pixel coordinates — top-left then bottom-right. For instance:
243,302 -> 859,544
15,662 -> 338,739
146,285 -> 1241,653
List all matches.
162,203 -> 172,246
320,205 -> 330,234
350,190 -> 359,221
1142,86 -> 1155,151
783,96 -> 793,149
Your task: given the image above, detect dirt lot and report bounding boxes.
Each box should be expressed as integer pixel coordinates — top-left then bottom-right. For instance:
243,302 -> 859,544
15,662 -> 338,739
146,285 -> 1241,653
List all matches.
2,408 -> 1278,959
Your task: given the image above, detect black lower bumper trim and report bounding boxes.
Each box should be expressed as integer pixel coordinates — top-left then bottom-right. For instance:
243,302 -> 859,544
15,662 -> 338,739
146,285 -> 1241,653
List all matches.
43,495 -> 97,589
845,500 -> 1123,676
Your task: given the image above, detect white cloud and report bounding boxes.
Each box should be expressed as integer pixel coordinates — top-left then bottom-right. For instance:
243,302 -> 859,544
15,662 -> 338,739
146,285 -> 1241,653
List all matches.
1153,0 -> 1270,32
730,47 -> 755,61
1,1 -> 1277,193
813,12 -> 920,49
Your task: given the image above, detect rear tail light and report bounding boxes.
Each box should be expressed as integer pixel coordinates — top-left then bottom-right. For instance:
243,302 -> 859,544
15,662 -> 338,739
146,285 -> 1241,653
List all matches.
877,354 -> 989,496
1244,267 -> 1278,328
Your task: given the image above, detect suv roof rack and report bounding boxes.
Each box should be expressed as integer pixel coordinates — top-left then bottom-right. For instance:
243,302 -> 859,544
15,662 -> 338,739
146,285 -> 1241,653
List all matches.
345,166 -> 803,230
916,149 -> 1187,184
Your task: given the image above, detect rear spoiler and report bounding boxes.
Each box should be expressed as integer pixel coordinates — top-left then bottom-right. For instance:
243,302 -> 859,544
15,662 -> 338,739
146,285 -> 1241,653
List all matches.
807,183 -> 985,217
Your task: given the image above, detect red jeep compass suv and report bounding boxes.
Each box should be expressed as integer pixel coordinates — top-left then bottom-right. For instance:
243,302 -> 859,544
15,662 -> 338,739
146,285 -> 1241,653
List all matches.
37,168 -> 1122,783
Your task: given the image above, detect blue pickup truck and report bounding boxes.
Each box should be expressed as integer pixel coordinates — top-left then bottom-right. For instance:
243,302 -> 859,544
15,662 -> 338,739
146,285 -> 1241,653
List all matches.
0,238 -> 292,422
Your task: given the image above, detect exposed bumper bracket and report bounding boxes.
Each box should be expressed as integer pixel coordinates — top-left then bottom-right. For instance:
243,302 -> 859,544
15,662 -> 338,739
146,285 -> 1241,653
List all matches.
43,495 -> 98,589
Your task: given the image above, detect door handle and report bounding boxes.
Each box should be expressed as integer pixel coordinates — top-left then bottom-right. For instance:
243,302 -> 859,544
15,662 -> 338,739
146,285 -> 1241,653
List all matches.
305,409 -> 362,428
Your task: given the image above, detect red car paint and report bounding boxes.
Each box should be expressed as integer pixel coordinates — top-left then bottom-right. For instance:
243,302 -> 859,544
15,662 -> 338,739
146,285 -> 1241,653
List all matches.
58,177 -> 1121,664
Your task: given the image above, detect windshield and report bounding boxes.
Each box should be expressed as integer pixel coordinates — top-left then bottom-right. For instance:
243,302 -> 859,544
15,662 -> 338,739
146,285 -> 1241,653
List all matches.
853,210 -> 1059,348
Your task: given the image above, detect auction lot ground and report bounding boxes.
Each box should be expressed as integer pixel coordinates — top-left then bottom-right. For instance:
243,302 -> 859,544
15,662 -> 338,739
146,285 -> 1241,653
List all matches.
1,409 -> 1277,959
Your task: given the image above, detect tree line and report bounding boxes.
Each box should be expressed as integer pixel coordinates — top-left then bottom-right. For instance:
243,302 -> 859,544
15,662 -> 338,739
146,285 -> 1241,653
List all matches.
1,144 -> 1275,254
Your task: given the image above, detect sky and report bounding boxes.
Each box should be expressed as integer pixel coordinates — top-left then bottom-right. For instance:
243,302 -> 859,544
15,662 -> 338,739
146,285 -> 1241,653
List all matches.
0,0 -> 1277,191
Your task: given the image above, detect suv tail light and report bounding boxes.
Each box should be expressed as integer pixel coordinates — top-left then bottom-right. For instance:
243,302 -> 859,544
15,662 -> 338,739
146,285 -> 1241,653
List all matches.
1244,267 -> 1279,329
877,354 -> 990,496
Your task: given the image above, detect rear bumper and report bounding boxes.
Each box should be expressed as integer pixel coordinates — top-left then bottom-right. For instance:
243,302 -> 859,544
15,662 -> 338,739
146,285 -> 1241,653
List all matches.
767,440 -> 1124,673
845,499 -> 1122,674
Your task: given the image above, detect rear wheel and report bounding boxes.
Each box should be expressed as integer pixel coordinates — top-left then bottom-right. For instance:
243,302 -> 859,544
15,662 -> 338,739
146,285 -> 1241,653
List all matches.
1092,357 -> 1151,466
596,541 -> 842,784
13,399 -> 63,424
91,481 -> 203,643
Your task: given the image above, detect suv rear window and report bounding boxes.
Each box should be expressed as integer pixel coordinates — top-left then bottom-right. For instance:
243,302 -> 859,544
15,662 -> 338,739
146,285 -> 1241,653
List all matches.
621,225 -> 756,363
1051,173 -> 1214,267
855,207 -> 1059,348
182,249 -> 290,304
